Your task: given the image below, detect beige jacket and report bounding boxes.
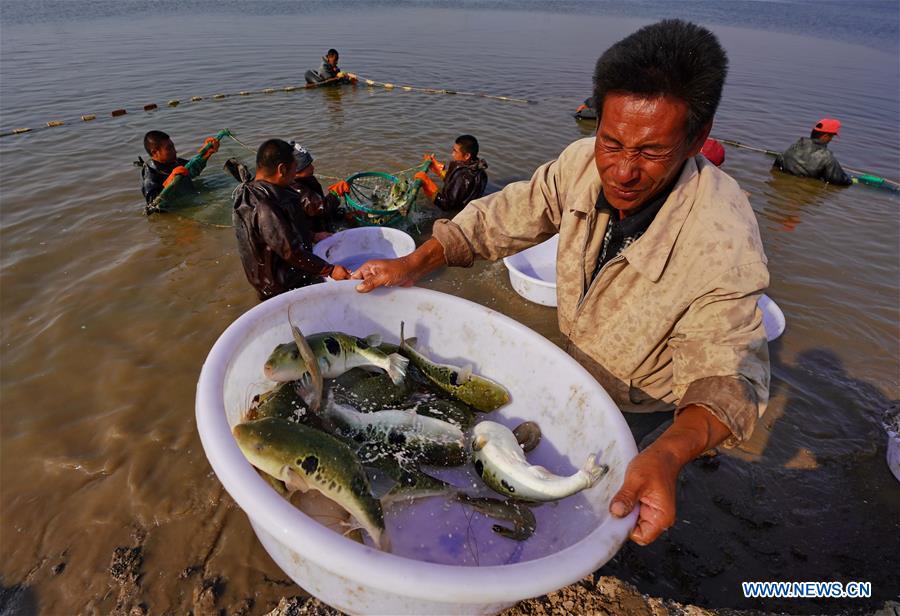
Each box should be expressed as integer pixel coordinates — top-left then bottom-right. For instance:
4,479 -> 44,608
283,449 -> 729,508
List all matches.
433,138 -> 770,445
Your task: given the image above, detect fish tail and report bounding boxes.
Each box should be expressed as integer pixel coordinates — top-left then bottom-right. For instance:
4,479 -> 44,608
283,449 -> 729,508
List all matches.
581,454 -> 610,487
385,352 -> 409,385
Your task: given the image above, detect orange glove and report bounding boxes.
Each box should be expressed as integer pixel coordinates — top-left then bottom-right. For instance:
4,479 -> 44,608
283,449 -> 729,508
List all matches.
200,137 -> 220,159
163,166 -> 189,188
328,180 -> 350,196
575,104 -> 588,113
415,171 -> 438,199
428,155 -> 446,178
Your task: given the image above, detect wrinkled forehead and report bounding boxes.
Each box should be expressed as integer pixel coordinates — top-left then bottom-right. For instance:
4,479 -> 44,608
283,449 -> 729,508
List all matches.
598,92 -> 691,144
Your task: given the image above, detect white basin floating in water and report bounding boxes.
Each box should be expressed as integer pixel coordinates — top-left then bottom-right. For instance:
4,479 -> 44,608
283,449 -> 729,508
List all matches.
313,226 -> 416,274
503,234 -> 786,342
195,282 -> 637,616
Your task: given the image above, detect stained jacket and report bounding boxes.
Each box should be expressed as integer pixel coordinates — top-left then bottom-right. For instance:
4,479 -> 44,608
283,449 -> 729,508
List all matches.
291,176 -> 341,233
774,137 -> 852,185
305,57 -> 341,84
232,180 -> 333,300
432,138 -> 770,446
434,158 -> 489,212
139,156 -> 207,205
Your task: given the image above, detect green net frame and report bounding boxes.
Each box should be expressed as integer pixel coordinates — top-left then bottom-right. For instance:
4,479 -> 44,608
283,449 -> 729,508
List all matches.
342,160 -> 431,226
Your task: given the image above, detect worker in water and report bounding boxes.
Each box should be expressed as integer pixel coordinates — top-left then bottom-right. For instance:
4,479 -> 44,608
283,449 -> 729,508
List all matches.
700,138 -> 725,167
138,130 -> 220,205
305,49 -> 354,85
574,96 -> 598,121
418,135 -> 489,212
773,118 -> 853,185
288,141 -> 344,239
232,139 -> 351,301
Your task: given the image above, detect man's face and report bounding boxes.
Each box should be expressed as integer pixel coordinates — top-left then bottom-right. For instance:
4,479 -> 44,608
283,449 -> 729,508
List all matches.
594,93 -> 706,212
451,143 -> 470,163
327,53 -> 339,66
153,139 -> 178,165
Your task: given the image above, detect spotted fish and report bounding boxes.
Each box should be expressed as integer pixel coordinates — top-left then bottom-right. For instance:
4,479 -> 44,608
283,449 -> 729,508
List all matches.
265,331 -> 408,387
398,322 -> 510,412
233,417 -> 388,550
471,421 -> 608,501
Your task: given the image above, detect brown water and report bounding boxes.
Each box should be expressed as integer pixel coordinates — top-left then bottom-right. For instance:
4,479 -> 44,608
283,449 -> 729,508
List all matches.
1,3 -> 899,614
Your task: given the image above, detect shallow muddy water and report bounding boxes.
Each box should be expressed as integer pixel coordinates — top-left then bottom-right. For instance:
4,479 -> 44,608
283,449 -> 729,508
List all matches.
1,2 -> 898,614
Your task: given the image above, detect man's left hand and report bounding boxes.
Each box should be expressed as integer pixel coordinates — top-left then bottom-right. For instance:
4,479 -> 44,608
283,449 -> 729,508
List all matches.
609,446 -> 680,545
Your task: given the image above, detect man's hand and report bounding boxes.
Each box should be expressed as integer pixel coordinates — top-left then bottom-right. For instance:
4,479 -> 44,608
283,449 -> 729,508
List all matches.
351,237 -> 447,293
329,265 -> 352,280
609,447 -> 679,545
163,165 -> 189,188
610,404 -> 733,545
328,180 -> 350,196
415,171 -> 438,199
351,257 -> 418,292
313,231 -> 333,243
201,137 -> 220,160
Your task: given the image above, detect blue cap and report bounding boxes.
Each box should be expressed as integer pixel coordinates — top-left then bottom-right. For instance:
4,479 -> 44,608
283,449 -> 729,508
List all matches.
289,141 -> 314,171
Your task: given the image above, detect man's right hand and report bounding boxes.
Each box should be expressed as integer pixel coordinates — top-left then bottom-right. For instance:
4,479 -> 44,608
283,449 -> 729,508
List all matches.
351,238 -> 448,293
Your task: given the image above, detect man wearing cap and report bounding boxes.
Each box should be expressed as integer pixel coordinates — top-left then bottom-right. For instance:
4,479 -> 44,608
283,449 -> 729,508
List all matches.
774,119 -> 853,185
351,20 -> 771,547
232,139 -> 351,301
288,141 -> 343,240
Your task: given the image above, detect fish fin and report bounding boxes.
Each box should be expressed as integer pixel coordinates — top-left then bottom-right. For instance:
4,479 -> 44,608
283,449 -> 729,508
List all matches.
386,353 -> 409,386
364,333 -> 383,347
458,364 -> 473,384
403,336 -> 418,349
399,322 -> 407,352
364,466 -> 399,500
343,519 -> 391,552
472,435 -> 488,452
581,454 -> 610,486
283,467 -> 311,493
288,311 -> 323,413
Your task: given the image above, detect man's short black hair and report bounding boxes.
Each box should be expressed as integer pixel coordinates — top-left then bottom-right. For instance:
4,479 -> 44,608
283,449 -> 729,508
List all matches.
143,130 -> 171,154
327,48 -> 339,57
455,134 -> 479,158
592,19 -> 728,141
256,139 -> 295,172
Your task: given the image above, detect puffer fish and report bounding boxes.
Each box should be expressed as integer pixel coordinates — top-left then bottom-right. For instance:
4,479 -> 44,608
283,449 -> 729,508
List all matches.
398,322 -> 510,412
247,382 -> 309,422
323,395 -> 467,466
361,452 -> 453,505
456,493 -> 537,541
233,417 -> 388,550
471,421 -> 608,502
264,331 -> 408,387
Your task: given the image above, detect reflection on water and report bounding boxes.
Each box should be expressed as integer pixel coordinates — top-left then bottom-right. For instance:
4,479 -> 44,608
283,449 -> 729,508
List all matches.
1,2 -> 898,614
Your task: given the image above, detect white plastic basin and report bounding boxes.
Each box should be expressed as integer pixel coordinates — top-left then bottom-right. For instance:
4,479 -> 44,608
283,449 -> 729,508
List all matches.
504,234 -> 786,341
313,227 -> 416,273
196,282 -> 637,615
503,235 -> 558,307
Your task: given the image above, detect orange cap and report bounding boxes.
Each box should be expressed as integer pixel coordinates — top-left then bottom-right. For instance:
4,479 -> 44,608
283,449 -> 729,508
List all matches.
814,118 -> 841,135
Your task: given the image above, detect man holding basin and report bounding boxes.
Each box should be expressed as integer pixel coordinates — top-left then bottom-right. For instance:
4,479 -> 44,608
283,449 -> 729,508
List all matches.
351,20 -> 770,546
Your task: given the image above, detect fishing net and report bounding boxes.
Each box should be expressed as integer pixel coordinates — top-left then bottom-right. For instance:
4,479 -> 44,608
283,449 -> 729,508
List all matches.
343,160 -> 431,227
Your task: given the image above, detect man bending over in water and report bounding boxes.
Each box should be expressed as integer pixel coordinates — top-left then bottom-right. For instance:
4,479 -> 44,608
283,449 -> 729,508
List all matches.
232,139 -> 351,301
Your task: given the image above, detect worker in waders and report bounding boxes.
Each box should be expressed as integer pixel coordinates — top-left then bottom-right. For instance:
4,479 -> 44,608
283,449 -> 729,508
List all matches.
137,130 -> 220,205
774,118 -> 853,186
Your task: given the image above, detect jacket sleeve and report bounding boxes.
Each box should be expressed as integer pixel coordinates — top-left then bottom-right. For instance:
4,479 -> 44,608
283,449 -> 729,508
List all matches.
821,151 -> 853,186
257,203 -> 332,276
668,261 -> 771,446
432,157 -> 565,266
141,167 -> 164,205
